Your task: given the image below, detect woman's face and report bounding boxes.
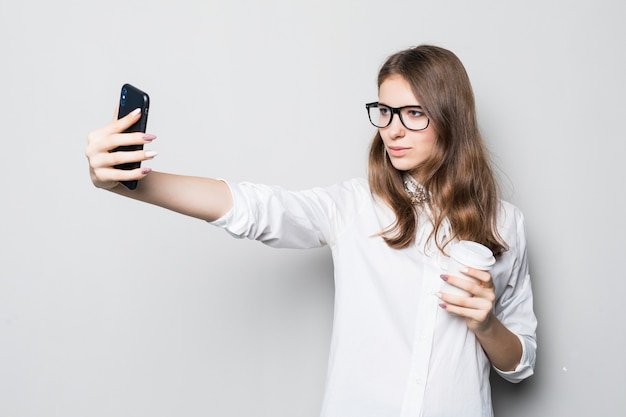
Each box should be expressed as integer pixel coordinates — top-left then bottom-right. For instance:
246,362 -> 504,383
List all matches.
378,75 -> 437,180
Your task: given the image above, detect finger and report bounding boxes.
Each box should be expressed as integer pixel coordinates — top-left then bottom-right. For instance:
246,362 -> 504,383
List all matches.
462,267 -> 492,286
88,131 -> 155,156
436,293 -> 493,327
92,165 -> 152,185
441,273 -> 477,294
440,274 -> 495,303
438,301 -> 491,326
107,132 -> 156,153
437,290 -> 492,309
107,148 -> 158,168
88,148 -> 157,175
91,107 -> 143,142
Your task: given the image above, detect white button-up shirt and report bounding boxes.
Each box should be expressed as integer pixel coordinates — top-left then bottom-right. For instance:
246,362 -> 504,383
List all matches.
211,178 -> 537,417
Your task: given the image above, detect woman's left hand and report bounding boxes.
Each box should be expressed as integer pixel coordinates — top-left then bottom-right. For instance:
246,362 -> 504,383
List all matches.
437,268 -> 496,333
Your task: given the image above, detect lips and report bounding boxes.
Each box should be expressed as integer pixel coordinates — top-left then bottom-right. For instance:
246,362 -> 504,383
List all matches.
387,146 -> 410,157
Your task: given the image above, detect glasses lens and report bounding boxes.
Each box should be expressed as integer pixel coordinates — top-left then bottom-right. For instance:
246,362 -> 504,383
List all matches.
400,107 -> 429,130
368,105 -> 390,128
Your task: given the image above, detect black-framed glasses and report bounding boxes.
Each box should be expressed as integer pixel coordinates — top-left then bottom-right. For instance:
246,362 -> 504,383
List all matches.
365,102 -> 430,131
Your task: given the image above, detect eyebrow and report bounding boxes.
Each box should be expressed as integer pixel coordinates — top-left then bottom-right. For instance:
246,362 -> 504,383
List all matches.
378,102 -> 423,109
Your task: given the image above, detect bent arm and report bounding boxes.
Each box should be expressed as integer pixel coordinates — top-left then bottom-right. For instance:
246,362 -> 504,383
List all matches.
438,273 -> 524,372
438,205 -> 536,380
479,206 -> 536,378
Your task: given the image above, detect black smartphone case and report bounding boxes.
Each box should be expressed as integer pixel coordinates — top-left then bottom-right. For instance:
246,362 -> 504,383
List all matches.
114,83 -> 150,190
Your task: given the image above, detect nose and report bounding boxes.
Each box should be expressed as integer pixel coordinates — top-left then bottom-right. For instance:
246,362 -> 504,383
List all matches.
386,113 -> 406,139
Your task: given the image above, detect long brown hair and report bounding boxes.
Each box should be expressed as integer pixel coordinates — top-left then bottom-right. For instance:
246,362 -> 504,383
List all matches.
368,45 -> 507,256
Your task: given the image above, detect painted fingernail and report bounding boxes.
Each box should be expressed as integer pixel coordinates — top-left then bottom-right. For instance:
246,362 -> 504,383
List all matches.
440,274 -> 449,281
145,150 -> 158,158
438,303 -> 447,309
143,134 -> 157,141
141,167 -> 152,174
131,108 -> 141,117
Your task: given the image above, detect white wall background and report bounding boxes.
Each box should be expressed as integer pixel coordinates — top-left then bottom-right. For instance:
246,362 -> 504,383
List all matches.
1,0 -> 624,416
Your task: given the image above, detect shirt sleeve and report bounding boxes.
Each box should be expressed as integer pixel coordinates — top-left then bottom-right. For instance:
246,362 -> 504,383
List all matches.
492,205 -> 538,383
209,179 -> 367,249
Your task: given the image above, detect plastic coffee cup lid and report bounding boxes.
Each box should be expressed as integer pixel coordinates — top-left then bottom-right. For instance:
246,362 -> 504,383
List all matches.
449,240 -> 495,270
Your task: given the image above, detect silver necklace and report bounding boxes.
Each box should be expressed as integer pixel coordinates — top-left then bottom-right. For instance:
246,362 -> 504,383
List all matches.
403,173 -> 429,205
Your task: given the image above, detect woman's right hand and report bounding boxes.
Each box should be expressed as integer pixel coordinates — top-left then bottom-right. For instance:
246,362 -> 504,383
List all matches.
85,108 -> 158,190
85,106 -> 233,221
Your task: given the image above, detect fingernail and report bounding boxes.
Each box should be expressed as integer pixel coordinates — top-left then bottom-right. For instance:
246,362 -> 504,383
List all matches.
440,274 -> 449,281
131,108 -> 141,117
145,150 -> 158,158
143,134 -> 157,141
438,303 -> 447,309
459,267 -> 469,274
141,167 -> 152,174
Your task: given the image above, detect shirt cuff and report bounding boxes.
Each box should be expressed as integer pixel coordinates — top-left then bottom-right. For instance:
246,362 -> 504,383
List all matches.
207,179 -> 235,228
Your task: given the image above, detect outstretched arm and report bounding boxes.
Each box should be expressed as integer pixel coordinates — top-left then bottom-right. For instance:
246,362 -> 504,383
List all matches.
85,107 -> 233,222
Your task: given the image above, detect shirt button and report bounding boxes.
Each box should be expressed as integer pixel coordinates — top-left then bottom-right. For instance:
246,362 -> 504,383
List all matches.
416,378 -> 423,385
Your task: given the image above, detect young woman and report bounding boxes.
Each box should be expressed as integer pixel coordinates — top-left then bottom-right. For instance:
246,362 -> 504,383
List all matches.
85,45 -> 537,417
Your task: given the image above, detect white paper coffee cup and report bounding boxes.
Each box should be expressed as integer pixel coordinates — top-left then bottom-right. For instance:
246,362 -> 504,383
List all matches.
441,240 -> 496,296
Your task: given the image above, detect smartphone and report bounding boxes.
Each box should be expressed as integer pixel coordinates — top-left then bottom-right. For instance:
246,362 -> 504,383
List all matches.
113,83 -> 150,190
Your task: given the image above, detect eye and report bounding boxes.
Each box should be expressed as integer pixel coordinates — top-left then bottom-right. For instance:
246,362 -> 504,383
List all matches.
406,108 -> 425,118
378,106 -> 391,116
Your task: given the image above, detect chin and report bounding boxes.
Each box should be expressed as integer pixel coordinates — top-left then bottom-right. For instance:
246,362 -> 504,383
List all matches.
390,159 -> 420,172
